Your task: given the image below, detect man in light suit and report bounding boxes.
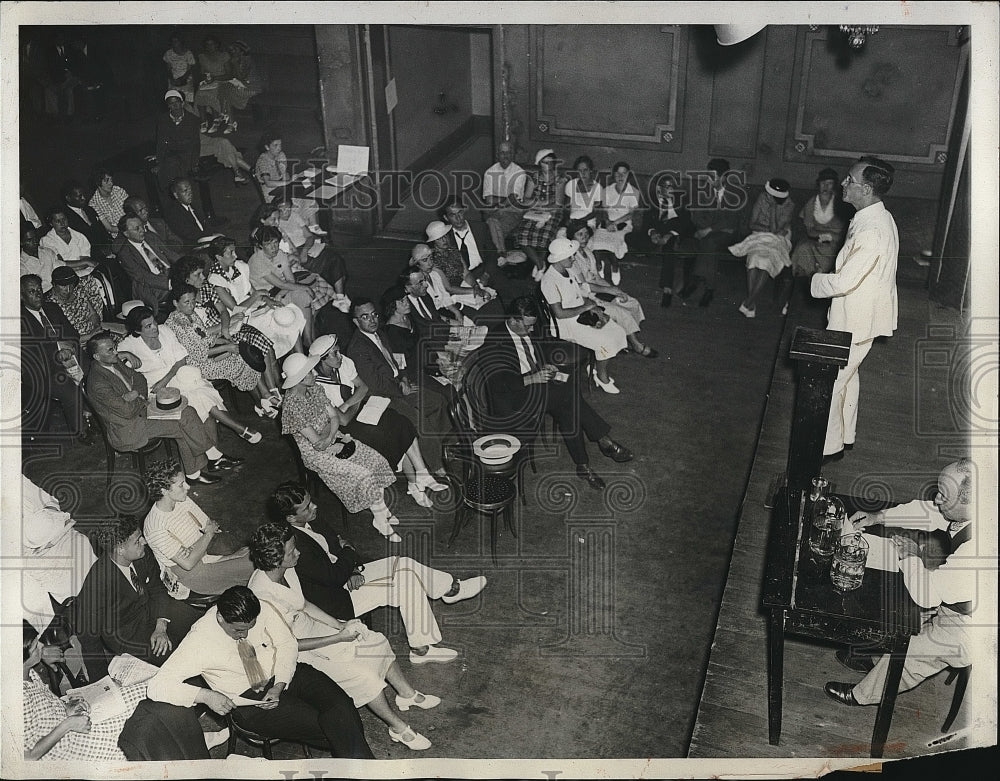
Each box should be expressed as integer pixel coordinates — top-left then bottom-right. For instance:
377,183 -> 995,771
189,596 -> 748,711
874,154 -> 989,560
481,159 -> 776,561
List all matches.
72,514 -> 201,678
811,156 -> 898,460
116,215 -> 174,314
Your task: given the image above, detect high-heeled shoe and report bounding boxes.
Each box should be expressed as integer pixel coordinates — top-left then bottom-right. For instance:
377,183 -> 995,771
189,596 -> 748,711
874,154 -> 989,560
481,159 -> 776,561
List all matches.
407,483 -> 433,508
372,514 -> 402,542
593,374 -> 620,394
395,691 -> 441,711
414,473 -> 449,492
388,725 -> 431,750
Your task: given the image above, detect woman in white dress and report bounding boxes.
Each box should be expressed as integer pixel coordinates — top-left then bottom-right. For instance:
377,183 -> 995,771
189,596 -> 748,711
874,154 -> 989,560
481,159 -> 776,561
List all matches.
564,155 -> 602,225
247,522 -> 438,751
590,161 -> 641,284
117,304 -> 262,443
540,236 -> 628,394
204,235 -> 306,360
567,221 -> 657,358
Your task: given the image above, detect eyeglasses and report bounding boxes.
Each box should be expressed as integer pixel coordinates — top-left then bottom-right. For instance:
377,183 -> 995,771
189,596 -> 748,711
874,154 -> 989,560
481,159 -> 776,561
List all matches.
356,311 -> 379,321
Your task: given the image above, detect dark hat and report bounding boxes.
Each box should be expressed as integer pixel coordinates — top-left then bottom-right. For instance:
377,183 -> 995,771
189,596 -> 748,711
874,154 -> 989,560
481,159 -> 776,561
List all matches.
817,167 -> 840,183
239,341 -> 267,373
51,266 -> 79,286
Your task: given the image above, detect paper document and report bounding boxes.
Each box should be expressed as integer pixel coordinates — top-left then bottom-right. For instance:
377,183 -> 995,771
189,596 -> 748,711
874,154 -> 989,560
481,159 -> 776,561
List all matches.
334,144 -> 370,175
356,395 -> 390,426
66,676 -> 129,723
108,654 -> 160,686
862,532 -> 900,572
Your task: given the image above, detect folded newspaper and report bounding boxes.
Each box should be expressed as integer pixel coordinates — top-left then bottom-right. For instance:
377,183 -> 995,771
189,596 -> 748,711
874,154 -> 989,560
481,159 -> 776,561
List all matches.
356,395 -> 390,426
65,676 -> 129,723
108,653 -> 161,686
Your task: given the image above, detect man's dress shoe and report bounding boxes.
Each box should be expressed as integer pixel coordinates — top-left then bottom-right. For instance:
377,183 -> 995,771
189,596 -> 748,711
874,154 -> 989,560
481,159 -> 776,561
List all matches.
576,465 -> 606,490
824,681 -> 862,706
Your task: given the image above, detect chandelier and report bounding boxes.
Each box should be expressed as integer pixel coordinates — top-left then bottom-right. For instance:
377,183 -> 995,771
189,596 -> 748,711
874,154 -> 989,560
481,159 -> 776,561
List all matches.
809,24 -> 880,50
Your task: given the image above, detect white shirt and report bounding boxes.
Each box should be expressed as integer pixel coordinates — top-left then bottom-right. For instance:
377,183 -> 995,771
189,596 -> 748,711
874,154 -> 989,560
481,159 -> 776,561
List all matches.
603,182 -> 640,224
452,224 -> 483,270
40,227 -> 91,262
315,355 -> 360,407
21,247 -> 65,292
565,179 -> 603,220
295,522 -> 339,564
483,161 -> 527,201
128,238 -> 166,274
21,197 -> 42,228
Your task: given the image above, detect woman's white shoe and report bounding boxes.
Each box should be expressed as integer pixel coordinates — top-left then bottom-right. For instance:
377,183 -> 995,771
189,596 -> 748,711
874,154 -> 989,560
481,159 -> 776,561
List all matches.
395,691 -> 441,711
414,473 -> 449,492
594,375 -> 620,394
372,514 -> 402,542
407,483 -> 434,508
388,725 -> 431,750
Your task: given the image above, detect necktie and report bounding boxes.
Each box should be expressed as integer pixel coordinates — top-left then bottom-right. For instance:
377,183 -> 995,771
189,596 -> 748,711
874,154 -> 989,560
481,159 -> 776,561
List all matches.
129,566 -> 144,595
518,334 -> 539,373
185,204 -> 204,232
237,638 -> 269,692
141,242 -> 168,274
144,222 -> 158,237
412,295 -> 433,320
39,309 -> 58,338
373,333 -> 398,374
455,231 -> 471,266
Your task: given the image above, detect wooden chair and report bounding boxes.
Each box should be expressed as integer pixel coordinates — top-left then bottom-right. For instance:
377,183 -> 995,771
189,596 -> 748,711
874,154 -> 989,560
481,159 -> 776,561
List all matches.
225,712 -> 312,759
444,391 -> 518,565
81,388 -> 179,489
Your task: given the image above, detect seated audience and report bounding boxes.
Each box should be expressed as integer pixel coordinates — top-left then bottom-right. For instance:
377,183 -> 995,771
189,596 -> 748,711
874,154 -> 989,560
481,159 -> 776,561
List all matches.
515,148 -> 567,279
474,296 -> 634,491
72,514 -> 202,679
193,35 -> 233,134
270,481 -> 487,663
224,39 -> 260,116
118,303 -> 263,444
249,225 -> 336,346
348,297 -> 452,476
541,236 -> 628,394
682,157 -> 742,308
61,180 -> 115,261
825,459 -> 978,709
21,223 -> 96,293
146,585 -> 375,759
21,475 -> 98,633
631,177 -> 697,308
409,243 -> 466,322
398,267 -> 454,342
88,167 -> 129,238
115,215 -> 173,315
564,155 -> 602,232
162,31 -> 197,104
309,334 -> 447,508
482,140 -> 527,268
567,221 -> 656,358
279,352 -> 400,542
162,177 -> 213,249
20,274 -> 86,440
84,331 -> 226,484
204,234 -> 305,360
426,220 -> 498,315
167,283 -> 278,418
728,177 -> 795,318
440,199 -> 493,281
143,459 -> 254,600
590,160 -> 642,283
121,195 -> 180,250
253,131 -> 291,198
22,622 -> 145,761
248,522 -> 438,750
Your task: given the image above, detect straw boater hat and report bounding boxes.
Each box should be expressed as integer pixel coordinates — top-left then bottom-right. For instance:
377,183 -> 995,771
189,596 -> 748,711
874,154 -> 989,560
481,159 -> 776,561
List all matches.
547,236 -> 579,264
534,148 -> 556,166
764,178 -> 791,199
118,300 -> 146,319
281,352 -> 321,389
473,434 -> 521,466
153,386 -> 187,413
308,334 -> 338,358
425,221 -> 452,242
163,89 -> 184,102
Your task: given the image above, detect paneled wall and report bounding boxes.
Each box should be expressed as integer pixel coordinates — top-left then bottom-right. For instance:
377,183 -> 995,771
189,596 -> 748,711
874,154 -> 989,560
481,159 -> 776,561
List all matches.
501,24 -> 966,200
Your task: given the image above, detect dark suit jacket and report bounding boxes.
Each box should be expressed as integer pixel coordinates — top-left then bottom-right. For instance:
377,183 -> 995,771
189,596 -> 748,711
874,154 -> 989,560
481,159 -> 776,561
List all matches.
447,220 -> 493,274
155,110 -> 201,191
64,203 -> 114,258
162,198 -> 210,249
116,239 -> 172,313
85,360 -> 154,452
346,329 -> 405,401
405,293 -> 451,342
20,302 -> 82,433
473,323 -> 551,434
291,522 -> 362,621
111,219 -> 183,258
72,551 -> 171,678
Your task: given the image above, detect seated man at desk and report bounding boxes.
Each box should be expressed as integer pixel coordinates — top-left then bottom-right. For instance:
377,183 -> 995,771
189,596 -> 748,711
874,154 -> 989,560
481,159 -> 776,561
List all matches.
824,459 -> 977,707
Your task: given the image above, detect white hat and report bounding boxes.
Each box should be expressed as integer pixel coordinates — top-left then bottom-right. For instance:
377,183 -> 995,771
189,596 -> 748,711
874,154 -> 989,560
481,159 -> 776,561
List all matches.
425,221 -> 452,242
272,305 -> 298,327
534,148 -> 556,166
473,434 -> 521,466
308,334 -> 338,357
163,89 -> 184,102
118,300 -> 147,319
281,352 -> 322,389
547,237 -> 580,264
764,178 -> 791,199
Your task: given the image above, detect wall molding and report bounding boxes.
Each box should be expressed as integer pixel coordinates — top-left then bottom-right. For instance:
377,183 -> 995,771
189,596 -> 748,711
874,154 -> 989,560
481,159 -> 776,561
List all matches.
528,25 -> 684,150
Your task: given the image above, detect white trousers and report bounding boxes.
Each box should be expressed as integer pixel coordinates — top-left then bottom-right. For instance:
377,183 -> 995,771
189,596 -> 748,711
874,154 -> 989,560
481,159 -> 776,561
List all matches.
348,556 -> 454,648
824,338 -> 874,455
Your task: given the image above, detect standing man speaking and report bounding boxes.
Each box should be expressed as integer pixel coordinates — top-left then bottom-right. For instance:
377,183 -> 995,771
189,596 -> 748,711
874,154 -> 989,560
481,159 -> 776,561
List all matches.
811,156 -> 898,460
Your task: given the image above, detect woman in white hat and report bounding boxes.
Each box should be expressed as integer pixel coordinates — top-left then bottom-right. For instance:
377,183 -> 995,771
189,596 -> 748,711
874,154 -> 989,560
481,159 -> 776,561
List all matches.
280,352 -> 401,541
728,177 -> 796,318
514,149 -> 567,279
540,236 -> 628,393
309,334 -> 447,508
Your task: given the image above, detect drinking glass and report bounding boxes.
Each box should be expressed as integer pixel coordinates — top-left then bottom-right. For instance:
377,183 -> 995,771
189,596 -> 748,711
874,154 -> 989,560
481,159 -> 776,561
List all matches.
831,532 -> 869,592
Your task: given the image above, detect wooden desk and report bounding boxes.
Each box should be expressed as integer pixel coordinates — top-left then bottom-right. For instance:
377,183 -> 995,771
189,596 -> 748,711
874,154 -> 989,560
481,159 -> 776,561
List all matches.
762,487 -> 922,757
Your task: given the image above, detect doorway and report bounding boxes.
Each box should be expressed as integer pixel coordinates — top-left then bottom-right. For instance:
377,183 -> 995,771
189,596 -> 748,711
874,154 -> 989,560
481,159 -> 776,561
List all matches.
364,25 -> 496,238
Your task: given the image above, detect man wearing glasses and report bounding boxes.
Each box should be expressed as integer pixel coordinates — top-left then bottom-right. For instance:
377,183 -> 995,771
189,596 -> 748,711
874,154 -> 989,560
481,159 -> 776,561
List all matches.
811,156 -> 898,462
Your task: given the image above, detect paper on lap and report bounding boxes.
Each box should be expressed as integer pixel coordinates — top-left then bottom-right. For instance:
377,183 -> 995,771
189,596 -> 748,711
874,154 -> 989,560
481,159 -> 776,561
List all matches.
862,532 -> 899,572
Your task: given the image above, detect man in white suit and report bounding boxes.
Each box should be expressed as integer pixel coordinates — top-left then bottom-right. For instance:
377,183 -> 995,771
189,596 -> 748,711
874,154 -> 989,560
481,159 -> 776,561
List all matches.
811,156 -> 898,459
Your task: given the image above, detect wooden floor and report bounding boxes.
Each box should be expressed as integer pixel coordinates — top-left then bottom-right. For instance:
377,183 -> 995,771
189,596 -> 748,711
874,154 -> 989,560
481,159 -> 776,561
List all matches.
688,260 -> 993,764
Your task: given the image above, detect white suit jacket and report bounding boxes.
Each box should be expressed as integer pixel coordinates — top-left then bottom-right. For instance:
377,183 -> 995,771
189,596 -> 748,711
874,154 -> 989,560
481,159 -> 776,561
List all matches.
811,200 -> 898,343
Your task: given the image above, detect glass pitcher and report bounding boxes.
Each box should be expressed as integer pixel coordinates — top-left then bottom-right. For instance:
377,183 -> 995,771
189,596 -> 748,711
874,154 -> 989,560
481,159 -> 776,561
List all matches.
809,495 -> 846,558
